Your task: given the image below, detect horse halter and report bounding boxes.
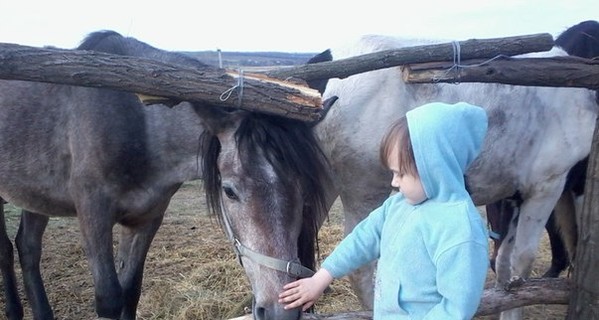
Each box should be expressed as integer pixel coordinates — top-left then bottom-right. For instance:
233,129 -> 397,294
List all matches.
220,203 -> 315,279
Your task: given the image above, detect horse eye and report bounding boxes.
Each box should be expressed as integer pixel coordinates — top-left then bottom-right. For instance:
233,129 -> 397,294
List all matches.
223,186 -> 239,200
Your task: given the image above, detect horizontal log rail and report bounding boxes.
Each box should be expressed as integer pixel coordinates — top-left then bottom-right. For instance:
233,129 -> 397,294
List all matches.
265,33 -> 554,81
0,43 -> 323,122
0,33 -> 555,122
228,278 -> 570,319
402,55 -> 599,90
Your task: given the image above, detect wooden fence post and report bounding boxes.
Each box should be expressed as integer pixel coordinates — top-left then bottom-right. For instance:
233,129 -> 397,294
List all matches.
566,114 -> 599,319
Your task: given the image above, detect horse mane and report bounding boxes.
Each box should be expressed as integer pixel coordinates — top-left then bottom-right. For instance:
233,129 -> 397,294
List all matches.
555,20 -> 599,59
200,112 -> 329,271
77,30 -> 210,69
77,30 -> 125,52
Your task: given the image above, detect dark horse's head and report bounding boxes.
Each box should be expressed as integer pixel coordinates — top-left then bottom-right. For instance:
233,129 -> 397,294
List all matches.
555,20 -> 599,59
197,105 -> 331,320
555,20 -> 599,103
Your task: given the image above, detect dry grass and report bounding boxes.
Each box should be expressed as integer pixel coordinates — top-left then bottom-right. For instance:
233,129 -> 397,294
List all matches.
0,181 -> 568,319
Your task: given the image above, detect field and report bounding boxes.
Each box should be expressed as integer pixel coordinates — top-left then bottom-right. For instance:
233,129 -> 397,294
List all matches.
0,181 -> 569,319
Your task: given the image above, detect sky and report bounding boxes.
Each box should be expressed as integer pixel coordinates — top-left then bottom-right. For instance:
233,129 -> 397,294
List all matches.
1,0 -> 597,53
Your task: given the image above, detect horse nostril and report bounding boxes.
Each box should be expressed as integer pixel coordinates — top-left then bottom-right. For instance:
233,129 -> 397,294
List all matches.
253,298 -> 301,320
254,306 -> 266,320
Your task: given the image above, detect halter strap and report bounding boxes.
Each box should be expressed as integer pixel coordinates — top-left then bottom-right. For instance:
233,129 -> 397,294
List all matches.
221,203 -> 314,278
234,239 -> 315,278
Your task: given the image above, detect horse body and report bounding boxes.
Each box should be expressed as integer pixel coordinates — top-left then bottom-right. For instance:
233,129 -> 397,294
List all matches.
487,20 -> 599,280
0,80 -> 205,319
1,31 -> 325,320
314,34 -> 597,319
0,84 -> 202,217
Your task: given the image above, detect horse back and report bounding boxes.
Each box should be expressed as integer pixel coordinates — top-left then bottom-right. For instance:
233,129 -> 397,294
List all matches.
319,35 -> 598,205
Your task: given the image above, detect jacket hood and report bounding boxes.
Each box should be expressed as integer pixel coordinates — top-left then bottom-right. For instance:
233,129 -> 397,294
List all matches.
406,102 -> 488,202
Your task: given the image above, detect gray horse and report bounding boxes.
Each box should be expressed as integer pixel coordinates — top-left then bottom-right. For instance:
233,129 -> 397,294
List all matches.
0,30 -> 209,320
311,26 -> 597,320
0,31 -> 331,320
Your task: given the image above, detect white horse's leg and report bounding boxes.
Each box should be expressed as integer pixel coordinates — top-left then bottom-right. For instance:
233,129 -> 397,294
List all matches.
495,212 -> 518,286
499,180 -> 564,320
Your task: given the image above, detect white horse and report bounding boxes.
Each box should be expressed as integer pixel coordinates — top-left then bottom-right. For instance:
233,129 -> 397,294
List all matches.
312,30 -> 597,319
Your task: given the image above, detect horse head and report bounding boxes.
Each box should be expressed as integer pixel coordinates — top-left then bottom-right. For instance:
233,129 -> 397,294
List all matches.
194,104 -> 331,320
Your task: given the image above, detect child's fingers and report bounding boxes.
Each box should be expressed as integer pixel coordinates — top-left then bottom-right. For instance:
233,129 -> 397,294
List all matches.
282,297 -> 304,310
279,287 -> 299,299
278,291 -> 295,301
282,281 -> 300,290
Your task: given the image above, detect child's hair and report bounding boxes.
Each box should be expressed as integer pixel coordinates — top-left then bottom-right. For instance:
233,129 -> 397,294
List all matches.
379,116 -> 418,177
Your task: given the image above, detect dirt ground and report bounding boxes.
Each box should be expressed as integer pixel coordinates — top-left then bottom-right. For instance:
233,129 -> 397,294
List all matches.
0,181 -> 569,319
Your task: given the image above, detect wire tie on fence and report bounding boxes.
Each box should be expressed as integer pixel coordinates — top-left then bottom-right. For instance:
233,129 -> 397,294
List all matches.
220,68 -> 245,107
433,41 -> 462,83
433,40 -> 512,84
453,40 -> 462,66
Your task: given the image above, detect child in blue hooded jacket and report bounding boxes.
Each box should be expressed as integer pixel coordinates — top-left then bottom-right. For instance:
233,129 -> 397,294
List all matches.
279,102 -> 490,319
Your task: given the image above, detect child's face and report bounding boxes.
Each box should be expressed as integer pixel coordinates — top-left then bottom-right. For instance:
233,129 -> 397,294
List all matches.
388,145 -> 427,205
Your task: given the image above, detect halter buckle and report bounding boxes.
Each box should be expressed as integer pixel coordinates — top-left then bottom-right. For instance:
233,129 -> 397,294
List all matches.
233,239 -> 244,266
286,261 -> 305,278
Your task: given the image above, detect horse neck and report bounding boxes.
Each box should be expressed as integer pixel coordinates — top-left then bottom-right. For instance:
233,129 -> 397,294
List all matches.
143,102 -> 205,183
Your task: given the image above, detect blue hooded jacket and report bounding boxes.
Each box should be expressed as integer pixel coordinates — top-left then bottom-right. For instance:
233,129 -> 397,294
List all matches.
321,102 -> 489,319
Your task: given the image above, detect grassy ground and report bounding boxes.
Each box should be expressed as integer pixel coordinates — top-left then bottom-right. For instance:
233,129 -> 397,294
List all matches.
0,181 -> 568,319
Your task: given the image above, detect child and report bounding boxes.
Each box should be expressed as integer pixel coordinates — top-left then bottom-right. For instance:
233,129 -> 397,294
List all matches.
279,102 -> 490,319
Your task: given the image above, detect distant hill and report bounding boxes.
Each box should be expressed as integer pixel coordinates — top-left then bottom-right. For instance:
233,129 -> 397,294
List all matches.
182,50 -> 318,68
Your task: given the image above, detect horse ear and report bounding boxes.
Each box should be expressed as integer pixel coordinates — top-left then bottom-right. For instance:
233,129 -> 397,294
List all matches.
309,96 -> 338,127
193,104 -> 244,134
306,49 -> 333,95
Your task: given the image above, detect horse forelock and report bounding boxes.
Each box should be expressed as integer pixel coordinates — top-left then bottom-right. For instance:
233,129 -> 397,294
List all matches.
236,114 -> 328,269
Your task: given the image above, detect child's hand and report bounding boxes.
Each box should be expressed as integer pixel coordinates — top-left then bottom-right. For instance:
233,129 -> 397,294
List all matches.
278,269 -> 333,311
278,278 -> 321,311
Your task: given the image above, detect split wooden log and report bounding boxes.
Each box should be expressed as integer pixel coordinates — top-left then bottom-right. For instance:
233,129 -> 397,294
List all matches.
477,277 -> 571,316
264,33 -> 554,81
228,278 -> 570,319
403,56 -> 599,90
0,43 -> 323,122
